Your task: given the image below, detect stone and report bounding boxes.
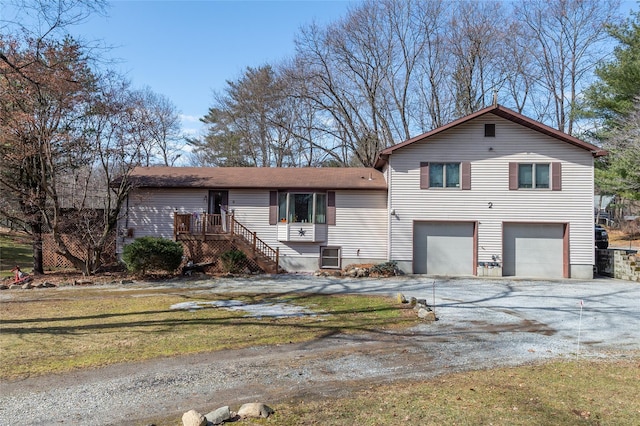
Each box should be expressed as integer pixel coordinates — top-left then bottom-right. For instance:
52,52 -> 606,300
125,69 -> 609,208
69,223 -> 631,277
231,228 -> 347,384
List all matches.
237,402 -> 274,419
120,279 -> 134,284
409,297 -> 417,307
397,293 -> 407,304
417,308 -> 436,321
181,409 -> 207,426
21,282 -> 33,289
205,406 -> 231,425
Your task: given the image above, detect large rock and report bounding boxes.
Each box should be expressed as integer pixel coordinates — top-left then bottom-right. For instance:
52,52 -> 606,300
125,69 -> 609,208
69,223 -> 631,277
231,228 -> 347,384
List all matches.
205,406 -> 231,425
237,402 -> 274,419
181,409 -> 207,426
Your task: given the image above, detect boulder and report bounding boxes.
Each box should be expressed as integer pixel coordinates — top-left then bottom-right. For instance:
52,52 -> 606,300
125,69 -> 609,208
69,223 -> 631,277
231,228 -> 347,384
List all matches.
205,406 -> 231,425
181,409 -> 207,426
237,402 -> 274,419
417,308 -> 436,321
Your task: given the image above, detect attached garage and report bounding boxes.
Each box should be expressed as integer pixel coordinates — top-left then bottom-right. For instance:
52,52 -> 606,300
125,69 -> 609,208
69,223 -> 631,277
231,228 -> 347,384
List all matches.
502,223 -> 567,278
413,221 -> 476,275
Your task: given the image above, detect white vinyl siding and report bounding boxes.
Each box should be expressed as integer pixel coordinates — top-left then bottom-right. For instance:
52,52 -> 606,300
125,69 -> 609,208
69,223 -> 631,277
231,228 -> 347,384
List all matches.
387,114 -> 594,274
117,189 -> 208,253
120,188 -> 387,271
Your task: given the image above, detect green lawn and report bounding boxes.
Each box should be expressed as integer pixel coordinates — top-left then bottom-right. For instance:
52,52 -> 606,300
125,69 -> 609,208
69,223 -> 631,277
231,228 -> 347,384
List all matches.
0,233 -> 31,278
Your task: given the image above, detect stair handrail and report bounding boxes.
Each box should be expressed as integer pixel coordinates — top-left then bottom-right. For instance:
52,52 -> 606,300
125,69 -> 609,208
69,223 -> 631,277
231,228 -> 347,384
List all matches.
229,215 -> 280,272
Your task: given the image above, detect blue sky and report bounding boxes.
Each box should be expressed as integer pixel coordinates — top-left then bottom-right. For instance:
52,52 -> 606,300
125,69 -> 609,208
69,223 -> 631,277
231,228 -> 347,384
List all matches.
72,0 -> 358,137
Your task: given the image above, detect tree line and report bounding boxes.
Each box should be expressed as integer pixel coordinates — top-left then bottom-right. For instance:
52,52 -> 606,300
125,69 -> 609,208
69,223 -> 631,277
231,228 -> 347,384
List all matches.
189,0 -> 620,168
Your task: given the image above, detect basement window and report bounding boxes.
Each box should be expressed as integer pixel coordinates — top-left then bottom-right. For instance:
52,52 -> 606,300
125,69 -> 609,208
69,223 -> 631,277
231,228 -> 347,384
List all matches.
320,246 -> 341,269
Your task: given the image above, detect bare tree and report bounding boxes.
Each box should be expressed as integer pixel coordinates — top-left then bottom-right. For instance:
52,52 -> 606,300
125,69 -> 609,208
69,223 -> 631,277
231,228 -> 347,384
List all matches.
515,0 -> 620,134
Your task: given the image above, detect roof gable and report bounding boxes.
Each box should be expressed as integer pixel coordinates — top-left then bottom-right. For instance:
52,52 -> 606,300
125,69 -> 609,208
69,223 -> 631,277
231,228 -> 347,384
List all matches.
374,104 -> 606,169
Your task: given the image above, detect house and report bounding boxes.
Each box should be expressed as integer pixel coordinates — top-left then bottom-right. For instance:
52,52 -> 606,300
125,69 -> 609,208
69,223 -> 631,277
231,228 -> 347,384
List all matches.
118,167 -> 388,272
375,104 -> 605,279
118,104 -> 604,279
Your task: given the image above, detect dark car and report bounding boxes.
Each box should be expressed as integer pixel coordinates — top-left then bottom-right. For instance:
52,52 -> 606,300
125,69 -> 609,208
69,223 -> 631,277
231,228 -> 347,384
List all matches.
595,224 -> 609,249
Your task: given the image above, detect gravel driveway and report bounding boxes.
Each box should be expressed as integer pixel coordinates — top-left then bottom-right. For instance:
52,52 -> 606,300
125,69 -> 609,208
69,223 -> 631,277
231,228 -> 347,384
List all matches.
1,275 -> 639,425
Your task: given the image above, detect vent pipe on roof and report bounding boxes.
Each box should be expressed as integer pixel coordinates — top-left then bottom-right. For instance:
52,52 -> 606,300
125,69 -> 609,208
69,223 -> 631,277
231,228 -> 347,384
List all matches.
492,90 -> 498,107
369,172 -> 373,180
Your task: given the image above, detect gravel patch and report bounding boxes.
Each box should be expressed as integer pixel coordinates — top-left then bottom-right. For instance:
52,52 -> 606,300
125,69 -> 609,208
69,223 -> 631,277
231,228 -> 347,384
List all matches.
1,275 -> 639,425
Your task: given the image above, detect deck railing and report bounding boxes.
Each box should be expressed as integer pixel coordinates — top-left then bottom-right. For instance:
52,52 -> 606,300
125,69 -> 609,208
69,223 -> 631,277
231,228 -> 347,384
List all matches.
173,212 -> 279,272
174,213 -> 228,237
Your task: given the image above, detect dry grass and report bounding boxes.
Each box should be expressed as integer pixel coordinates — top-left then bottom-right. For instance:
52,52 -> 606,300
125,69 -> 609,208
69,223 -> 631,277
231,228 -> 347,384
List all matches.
0,287 -> 418,380
607,227 -> 640,249
142,356 -> 640,426
243,357 -> 640,426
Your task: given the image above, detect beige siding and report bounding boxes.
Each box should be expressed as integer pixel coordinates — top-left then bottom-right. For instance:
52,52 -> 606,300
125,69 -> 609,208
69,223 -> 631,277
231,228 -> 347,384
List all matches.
119,188 -> 387,271
388,114 -> 594,273
224,189 -> 388,269
117,188 -> 207,252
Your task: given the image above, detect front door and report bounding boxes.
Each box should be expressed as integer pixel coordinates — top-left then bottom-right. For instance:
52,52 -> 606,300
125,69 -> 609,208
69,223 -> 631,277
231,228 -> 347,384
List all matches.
208,190 -> 228,214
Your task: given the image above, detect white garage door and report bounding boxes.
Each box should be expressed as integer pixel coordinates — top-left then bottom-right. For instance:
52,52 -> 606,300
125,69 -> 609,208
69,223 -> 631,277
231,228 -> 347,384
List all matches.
413,222 -> 474,275
503,223 -> 565,278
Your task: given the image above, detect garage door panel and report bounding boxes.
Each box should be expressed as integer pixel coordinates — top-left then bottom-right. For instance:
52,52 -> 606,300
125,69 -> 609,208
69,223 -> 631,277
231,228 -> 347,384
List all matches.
503,223 -> 564,278
414,222 -> 474,275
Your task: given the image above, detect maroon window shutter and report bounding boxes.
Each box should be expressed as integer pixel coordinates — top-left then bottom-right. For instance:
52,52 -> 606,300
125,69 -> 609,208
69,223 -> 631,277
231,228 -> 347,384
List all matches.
551,162 -> 562,191
269,191 -> 278,225
461,161 -> 471,190
327,191 -> 336,225
508,162 -> 518,190
420,162 -> 430,189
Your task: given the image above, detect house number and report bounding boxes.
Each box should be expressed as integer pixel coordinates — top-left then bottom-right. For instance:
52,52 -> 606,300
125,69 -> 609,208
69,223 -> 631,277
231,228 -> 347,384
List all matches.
488,202 -> 493,208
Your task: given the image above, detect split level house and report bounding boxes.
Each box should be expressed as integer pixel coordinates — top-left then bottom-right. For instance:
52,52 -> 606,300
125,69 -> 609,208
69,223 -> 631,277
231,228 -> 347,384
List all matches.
117,105 -> 606,279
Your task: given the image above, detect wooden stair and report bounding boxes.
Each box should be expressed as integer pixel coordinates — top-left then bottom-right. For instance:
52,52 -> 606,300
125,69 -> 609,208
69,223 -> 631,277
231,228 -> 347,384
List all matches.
227,216 -> 284,274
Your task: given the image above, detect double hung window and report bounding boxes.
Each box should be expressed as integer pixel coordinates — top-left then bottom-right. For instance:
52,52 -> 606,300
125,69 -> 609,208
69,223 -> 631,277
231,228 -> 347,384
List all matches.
517,163 -> 550,189
429,163 -> 461,188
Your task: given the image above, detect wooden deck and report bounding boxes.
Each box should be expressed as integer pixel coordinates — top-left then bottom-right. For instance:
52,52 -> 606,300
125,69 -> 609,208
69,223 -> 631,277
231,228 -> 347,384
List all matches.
173,213 -> 281,273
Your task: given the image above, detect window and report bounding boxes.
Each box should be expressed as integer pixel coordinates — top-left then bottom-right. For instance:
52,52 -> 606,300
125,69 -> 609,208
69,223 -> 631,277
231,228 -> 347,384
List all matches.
421,162 -> 471,190
485,123 -> 495,137
517,163 -> 549,189
320,246 -> 341,269
429,163 -> 460,188
278,192 -> 327,223
509,162 -> 561,191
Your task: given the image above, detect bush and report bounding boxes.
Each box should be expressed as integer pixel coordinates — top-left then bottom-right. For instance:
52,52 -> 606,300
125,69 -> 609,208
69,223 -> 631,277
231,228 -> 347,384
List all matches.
121,237 -> 183,275
220,249 -> 247,274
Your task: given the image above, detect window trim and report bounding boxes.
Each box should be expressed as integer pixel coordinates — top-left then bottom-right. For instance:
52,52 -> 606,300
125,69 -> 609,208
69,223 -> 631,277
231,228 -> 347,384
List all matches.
276,191 -> 329,224
319,246 -> 341,269
509,162 -> 561,191
420,162 -> 471,190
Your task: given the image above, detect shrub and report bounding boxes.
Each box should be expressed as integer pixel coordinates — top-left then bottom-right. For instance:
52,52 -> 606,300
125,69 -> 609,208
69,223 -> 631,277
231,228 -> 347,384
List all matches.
220,249 -> 247,274
121,237 -> 183,275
